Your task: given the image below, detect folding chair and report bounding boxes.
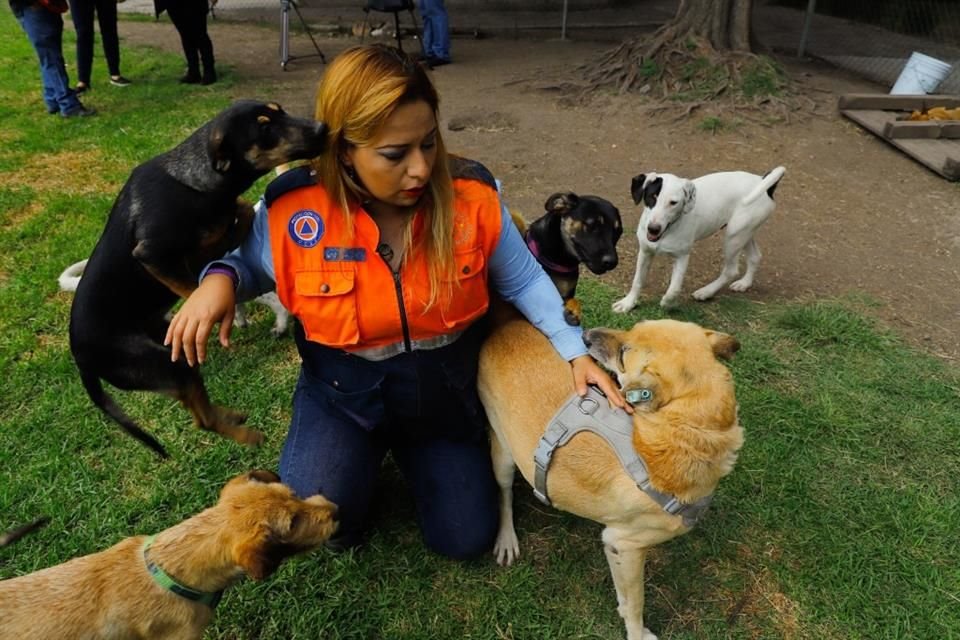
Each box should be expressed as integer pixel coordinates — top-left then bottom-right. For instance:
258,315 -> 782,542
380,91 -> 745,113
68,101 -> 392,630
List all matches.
361,0 -> 420,52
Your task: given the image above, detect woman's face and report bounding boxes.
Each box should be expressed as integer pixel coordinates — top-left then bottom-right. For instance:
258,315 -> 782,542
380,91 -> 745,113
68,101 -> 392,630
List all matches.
345,99 -> 438,215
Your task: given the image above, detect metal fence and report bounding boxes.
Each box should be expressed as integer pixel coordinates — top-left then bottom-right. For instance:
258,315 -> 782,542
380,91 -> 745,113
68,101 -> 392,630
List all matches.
759,0 -> 960,94
117,0 -> 960,94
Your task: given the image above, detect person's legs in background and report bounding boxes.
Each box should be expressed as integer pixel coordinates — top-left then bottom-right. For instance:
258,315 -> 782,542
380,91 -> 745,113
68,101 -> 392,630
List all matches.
417,0 -> 450,65
166,0 -> 215,84
190,0 -> 216,84
15,5 -> 91,116
165,1 -> 200,82
68,0 -> 94,91
93,0 -> 129,85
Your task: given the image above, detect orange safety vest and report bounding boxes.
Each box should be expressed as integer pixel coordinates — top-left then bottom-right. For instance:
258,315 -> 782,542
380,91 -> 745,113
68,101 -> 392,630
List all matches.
266,164 -> 503,358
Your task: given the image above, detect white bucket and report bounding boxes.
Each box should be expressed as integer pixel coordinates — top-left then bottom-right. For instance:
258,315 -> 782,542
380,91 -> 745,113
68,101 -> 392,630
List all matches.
890,52 -> 953,95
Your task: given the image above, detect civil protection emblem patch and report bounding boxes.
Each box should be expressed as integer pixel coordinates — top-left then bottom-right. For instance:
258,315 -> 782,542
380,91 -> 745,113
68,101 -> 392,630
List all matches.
288,210 -> 324,248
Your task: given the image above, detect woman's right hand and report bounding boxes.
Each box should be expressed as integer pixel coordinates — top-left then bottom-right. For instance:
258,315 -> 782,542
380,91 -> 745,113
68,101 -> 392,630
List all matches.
164,273 -> 237,366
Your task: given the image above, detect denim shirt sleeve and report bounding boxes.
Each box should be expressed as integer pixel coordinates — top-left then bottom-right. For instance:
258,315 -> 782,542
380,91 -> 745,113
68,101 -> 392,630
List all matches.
488,192 -> 587,362
199,197 -> 276,303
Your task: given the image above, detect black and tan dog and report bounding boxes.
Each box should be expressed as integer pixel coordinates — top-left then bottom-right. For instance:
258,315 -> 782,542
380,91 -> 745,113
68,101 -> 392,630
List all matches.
518,192 -> 622,325
69,101 -> 326,458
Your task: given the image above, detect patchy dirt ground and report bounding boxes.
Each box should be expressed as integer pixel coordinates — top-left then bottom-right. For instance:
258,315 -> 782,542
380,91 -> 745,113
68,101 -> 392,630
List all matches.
121,20 -> 960,360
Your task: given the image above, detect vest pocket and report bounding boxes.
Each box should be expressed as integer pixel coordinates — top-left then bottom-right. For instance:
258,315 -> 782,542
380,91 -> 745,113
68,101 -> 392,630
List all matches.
440,248 -> 489,329
294,269 -> 360,346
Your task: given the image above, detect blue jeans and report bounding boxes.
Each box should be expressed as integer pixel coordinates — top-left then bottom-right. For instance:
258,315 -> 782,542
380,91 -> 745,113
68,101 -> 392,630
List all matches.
418,0 -> 450,60
279,325 -> 498,559
15,5 -> 82,115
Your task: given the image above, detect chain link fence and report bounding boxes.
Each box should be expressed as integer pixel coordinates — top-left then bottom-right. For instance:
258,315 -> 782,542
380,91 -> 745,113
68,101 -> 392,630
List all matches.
117,0 -> 960,94
758,0 -> 960,94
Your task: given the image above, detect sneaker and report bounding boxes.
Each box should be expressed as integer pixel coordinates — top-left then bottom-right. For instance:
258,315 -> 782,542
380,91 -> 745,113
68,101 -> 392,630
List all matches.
61,106 -> 97,118
109,75 -> 132,87
75,82 -> 89,94
425,56 -> 451,68
47,106 -> 59,115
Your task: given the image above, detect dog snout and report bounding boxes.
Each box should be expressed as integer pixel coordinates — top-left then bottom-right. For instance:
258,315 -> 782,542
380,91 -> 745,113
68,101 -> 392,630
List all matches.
601,254 -> 618,270
582,330 -> 594,348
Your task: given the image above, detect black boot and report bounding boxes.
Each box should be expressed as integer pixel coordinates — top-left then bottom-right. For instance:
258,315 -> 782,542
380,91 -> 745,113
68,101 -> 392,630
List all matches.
201,67 -> 217,85
179,71 -> 201,84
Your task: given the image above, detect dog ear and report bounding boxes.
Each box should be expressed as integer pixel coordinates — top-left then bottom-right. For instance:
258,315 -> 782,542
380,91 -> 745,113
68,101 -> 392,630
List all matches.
681,181 -> 697,216
544,192 -> 579,214
705,330 -> 740,360
220,470 -> 281,500
233,524 -> 282,581
246,469 -> 282,484
208,126 -> 231,173
630,174 -> 646,205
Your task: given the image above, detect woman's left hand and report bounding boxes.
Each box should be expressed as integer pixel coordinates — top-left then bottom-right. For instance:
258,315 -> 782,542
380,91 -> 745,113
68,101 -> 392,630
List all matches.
570,355 -> 633,414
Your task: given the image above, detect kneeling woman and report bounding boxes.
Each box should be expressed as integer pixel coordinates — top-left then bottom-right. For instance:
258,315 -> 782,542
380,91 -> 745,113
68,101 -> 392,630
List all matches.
165,44 -> 625,559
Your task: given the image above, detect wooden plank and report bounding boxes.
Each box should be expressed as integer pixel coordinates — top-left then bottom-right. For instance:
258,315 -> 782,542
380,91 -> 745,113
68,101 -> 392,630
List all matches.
883,120 -> 960,139
841,108 -> 960,180
838,94 -> 960,111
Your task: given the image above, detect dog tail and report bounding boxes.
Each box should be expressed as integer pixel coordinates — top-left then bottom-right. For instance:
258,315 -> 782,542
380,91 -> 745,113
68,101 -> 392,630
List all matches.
742,166 -> 786,206
0,517 -> 50,547
58,259 -> 88,292
78,369 -> 170,459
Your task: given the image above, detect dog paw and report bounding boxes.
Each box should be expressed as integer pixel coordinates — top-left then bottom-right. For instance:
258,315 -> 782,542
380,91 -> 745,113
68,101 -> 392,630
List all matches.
728,278 -> 753,293
691,287 -> 715,301
612,296 -> 637,314
270,318 -> 290,337
659,294 -> 681,309
563,309 -> 582,326
237,427 -> 265,447
493,532 -> 520,566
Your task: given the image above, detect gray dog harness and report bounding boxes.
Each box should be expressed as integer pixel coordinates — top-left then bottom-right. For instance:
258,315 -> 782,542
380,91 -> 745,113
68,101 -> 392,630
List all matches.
533,386 -> 713,528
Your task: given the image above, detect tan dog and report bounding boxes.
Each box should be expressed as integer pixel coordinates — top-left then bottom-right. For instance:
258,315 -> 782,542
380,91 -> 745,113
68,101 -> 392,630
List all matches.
478,315 -> 743,640
0,470 -> 338,640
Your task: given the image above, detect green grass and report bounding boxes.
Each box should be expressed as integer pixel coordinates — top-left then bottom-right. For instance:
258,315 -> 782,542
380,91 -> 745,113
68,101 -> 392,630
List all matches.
3,12 -> 960,639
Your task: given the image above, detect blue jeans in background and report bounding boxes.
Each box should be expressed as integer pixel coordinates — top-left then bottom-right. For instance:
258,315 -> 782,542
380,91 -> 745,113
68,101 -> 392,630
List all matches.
418,0 -> 450,61
14,5 -> 83,115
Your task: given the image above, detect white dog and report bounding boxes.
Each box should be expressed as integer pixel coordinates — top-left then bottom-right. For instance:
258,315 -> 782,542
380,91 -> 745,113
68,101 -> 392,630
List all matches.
58,259 -> 290,336
612,166 -> 786,311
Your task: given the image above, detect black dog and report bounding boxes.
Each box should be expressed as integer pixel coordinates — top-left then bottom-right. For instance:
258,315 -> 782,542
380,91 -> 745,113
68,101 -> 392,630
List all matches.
70,100 -> 326,458
521,192 -> 622,325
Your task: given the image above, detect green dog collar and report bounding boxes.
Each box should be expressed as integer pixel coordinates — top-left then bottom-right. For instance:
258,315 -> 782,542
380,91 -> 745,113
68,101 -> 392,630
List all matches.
142,535 -> 223,609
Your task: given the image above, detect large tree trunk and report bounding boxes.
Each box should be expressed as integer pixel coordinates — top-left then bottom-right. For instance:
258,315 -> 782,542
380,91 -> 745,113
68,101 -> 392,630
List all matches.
579,0 -> 767,97
669,0 -> 754,52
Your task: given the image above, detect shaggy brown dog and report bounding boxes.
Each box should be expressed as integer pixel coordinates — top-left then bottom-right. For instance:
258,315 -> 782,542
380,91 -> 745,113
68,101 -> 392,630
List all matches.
478,316 -> 743,640
0,470 -> 338,640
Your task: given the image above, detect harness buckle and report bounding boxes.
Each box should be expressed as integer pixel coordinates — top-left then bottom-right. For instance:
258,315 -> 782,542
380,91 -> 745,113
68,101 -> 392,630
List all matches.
661,497 -> 683,515
577,396 -> 599,415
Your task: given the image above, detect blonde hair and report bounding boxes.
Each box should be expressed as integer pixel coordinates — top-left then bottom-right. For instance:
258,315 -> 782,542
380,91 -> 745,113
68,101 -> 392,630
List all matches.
312,44 -> 457,309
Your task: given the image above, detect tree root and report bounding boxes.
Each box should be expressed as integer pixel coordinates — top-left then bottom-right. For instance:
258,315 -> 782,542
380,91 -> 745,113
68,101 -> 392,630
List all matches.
572,33 -> 826,122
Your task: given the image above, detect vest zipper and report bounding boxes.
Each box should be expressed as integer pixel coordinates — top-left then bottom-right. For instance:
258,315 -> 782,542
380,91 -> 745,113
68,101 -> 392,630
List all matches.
390,268 -> 412,353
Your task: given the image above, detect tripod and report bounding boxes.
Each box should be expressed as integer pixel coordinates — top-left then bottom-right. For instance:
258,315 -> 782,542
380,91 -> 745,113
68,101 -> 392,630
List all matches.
279,0 -> 326,71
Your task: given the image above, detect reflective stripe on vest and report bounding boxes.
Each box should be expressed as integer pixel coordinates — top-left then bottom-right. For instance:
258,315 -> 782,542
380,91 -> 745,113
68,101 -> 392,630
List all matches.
267,179 -> 503,354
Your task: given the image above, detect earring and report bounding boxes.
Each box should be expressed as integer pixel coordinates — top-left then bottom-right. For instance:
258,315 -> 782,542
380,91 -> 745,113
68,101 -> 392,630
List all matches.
345,165 -> 358,182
